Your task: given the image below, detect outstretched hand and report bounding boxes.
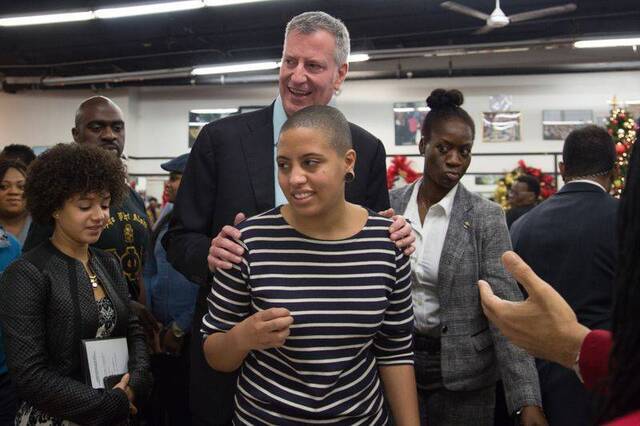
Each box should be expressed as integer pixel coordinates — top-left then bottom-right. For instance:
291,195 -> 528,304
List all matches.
478,251 -> 590,369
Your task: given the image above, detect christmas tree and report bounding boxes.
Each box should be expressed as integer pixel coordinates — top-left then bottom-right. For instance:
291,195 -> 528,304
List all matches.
607,107 -> 638,197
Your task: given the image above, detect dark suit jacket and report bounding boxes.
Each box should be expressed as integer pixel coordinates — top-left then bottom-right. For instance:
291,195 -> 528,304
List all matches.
510,182 -> 618,330
162,103 -> 389,424
0,241 -> 152,426
390,181 -> 541,414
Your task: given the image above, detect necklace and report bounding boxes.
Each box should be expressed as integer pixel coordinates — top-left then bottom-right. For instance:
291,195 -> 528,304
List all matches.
88,272 -> 99,288
87,262 -> 99,289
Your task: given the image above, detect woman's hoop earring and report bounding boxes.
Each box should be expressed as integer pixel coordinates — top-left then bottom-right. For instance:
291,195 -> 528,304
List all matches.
345,171 -> 355,183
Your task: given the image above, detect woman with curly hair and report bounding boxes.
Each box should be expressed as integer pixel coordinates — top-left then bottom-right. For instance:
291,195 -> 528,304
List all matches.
389,89 -> 546,425
0,143 -> 152,426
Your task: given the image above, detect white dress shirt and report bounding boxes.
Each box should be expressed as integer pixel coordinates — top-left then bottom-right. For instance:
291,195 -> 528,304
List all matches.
404,179 -> 459,336
565,179 -> 607,192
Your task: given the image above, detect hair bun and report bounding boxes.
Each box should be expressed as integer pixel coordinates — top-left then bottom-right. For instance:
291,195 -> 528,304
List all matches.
426,88 -> 464,110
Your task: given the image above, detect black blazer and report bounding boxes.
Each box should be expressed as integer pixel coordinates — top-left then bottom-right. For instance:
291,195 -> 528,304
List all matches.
510,182 -> 618,329
0,241 -> 152,426
162,103 -> 389,424
163,103 -> 389,286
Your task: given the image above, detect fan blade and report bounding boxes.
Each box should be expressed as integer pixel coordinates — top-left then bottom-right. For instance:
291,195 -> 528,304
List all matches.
440,1 -> 490,21
473,25 -> 495,35
509,3 -> 577,23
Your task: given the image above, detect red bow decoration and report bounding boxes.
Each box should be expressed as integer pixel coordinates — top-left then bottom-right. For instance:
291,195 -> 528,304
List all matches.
387,156 -> 423,189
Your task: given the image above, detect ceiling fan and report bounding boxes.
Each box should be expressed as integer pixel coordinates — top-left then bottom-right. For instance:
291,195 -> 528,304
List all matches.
440,0 -> 577,34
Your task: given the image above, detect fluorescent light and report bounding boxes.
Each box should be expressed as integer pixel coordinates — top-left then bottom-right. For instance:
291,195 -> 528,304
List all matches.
574,38 -> 640,49
203,0 -> 274,6
190,108 -> 239,114
348,53 -> 370,63
0,11 -> 94,27
192,61 -> 280,75
94,1 -> 204,19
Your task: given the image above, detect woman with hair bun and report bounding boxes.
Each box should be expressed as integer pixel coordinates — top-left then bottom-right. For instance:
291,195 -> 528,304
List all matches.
389,89 -> 547,425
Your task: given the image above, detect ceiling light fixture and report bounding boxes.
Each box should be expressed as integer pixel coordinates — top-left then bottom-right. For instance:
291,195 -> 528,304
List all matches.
0,11 -> 94,27
192,61 -> 280,75
348,53 -> 370,63
190,108 -> 239,114
94,1 -> 204,19
203,0 -> 275,5
574,37 -> 640,49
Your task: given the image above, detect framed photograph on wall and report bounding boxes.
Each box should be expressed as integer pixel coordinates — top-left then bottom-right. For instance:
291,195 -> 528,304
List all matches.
188,108 -> 238,147
482,112 -> 522,143
542,110 -> 593,141
393,102 -> 429,146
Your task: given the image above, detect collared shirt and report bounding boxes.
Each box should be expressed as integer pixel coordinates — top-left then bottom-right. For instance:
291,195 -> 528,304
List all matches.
404,179 -> 459,336
566,179 -> 607,192
272,96 -> 288,207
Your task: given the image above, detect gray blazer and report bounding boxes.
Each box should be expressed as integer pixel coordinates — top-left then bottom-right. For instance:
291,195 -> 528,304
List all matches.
390,180 -> 541,413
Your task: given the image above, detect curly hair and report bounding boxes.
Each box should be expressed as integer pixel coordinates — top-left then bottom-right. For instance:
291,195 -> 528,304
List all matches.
25,143 -> 127,225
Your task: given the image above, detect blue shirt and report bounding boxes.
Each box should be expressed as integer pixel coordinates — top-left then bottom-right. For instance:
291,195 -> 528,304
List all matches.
0,227 -> 21,375
272,96 -> 288,207
143,204 -> 199,332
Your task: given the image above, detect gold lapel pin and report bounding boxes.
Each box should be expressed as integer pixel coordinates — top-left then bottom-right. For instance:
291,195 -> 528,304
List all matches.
463,221 -> 471,229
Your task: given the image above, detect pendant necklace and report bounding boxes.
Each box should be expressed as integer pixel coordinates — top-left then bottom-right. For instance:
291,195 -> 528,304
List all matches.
87,259 -> 99,288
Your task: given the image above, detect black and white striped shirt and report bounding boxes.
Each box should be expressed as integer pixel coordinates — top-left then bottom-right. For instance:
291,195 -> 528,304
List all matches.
202,207 -> 414,425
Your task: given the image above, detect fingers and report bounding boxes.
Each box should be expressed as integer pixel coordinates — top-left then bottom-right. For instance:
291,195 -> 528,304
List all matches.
377,208 -> 395,219
208,253 -> 233,271
501,251 -> 546,298
209,229 -> 245,271
113,373 -> 130,390
265,315 -> 294,332
388,214 -> 406,234
257,317 -> 293,348
206,214 -> 246,272
258,307 -> 291,322
233,212 -> 246,226
402,245 -> 416,256
393,232 -> 415,249
477,280 -> 501,319
243,308 -> 294,350
220,224 -> 242,241
129,402 -> 138,416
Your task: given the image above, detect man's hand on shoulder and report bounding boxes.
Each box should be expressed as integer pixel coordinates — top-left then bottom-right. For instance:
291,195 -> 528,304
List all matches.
379,208 -> 416,256
208,212 -> 246,272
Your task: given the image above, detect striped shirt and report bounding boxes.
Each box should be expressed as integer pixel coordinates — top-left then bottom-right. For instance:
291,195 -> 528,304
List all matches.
202,207 -> 414,425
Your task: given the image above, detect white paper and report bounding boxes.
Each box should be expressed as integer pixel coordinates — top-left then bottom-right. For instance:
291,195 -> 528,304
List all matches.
82,337 -> 129,389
